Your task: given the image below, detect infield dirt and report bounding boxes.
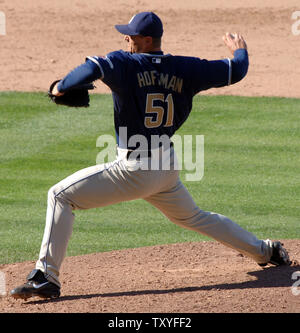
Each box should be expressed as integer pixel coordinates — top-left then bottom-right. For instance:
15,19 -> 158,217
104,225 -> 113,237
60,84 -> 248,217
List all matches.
0,0 -> 299,313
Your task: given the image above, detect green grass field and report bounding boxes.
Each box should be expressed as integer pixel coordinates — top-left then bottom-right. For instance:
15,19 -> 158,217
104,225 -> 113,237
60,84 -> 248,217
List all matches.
0,92 -> 299,265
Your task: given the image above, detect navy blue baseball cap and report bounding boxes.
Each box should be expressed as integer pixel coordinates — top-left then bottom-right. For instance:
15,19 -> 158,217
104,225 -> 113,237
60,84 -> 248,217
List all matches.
115,12 -> 163,38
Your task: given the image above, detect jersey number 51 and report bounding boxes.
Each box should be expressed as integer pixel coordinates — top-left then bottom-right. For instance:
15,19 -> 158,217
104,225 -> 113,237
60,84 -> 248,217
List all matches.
144,93 -> 174,128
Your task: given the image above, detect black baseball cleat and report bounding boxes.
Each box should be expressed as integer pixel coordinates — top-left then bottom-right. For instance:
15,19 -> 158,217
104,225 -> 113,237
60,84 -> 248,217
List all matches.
10,269 -> 60,300
259,241 -> 292,267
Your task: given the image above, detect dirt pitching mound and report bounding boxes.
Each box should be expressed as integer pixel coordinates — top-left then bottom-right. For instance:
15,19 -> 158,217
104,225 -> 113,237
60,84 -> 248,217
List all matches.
1,240 -> 300,313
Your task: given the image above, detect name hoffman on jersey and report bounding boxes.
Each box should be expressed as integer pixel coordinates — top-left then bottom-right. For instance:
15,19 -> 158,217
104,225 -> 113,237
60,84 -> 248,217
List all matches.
137,70 -> 183,93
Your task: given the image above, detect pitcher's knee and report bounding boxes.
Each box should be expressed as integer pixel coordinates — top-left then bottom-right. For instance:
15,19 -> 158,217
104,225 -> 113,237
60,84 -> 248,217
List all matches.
47,184 -> 68,203
47,185 -> 58,201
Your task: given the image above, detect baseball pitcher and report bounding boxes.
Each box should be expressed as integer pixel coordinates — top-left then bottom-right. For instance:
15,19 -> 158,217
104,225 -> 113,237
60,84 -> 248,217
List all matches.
11,12 -> 291,300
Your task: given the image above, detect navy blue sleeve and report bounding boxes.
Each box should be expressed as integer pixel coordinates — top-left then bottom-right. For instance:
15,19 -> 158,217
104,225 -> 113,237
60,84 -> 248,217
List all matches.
57,51 -> 127,93
231,49 -> 249,84
190,48 -> 249,94
57,58 -> 104,92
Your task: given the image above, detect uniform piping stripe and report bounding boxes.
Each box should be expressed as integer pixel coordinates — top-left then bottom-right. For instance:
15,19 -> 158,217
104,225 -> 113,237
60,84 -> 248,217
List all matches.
45,199 -> 57,278
86,56 -> 104,79
105,56 -> 114,69
227,58 -> 232,86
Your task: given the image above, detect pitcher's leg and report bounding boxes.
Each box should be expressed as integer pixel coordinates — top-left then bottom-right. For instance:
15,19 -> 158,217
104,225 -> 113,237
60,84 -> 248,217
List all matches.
36,160 -> 142,287
35,185 -> 75,287
145,179 -> 273,264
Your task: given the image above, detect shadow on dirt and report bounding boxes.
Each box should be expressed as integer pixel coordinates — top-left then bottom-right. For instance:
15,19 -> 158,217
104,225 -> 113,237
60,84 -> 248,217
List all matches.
26,264 -> 300,305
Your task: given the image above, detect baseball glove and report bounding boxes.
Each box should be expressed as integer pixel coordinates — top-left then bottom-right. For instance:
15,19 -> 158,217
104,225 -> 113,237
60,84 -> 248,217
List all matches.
48,80 -> 95,107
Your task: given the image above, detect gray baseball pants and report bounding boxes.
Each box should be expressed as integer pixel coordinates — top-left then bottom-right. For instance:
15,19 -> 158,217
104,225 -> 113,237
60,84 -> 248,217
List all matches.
36,146 -> 273,287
